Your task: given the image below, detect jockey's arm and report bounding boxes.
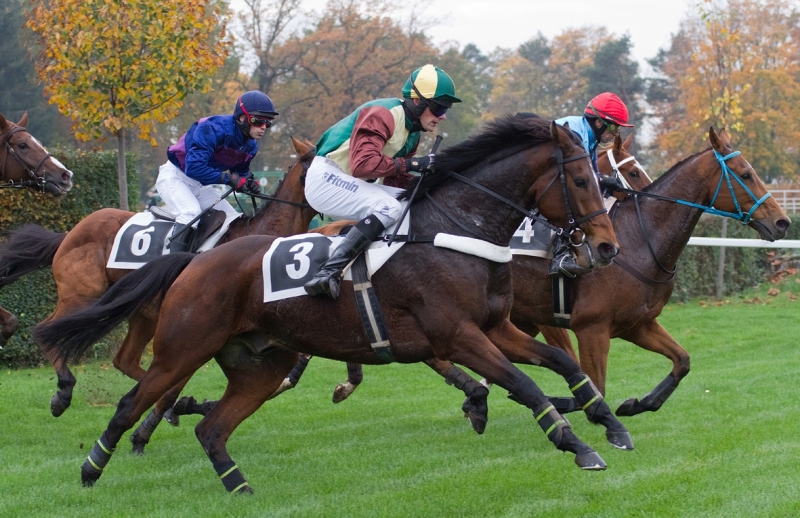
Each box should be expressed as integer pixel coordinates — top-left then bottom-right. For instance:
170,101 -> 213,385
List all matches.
349,106 -> 408,179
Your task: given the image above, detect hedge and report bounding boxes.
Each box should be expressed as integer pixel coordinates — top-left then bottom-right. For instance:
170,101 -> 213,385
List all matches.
0,148 -> 137,368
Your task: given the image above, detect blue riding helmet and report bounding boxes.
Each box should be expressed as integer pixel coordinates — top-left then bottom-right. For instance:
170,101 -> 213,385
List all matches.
233,91 -> 279,118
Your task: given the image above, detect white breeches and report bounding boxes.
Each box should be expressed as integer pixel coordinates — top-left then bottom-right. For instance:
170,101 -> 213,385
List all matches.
155,161 -> 239,226
304,156 -> 403,228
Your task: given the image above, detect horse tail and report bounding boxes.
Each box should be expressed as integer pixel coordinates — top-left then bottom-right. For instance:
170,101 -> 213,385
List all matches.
0,224 -> 66,288
34,252 -> 195,365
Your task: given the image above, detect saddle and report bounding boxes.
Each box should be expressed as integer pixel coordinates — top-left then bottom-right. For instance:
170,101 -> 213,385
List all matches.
151,207 -> 228,254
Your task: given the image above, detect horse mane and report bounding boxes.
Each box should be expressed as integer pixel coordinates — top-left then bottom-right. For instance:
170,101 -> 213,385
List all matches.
640,148 -> 708,193
221,144 -> 316,236
399,114 -> 579,201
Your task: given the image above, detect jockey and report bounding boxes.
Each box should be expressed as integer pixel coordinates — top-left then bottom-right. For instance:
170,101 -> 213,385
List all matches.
303,64 -> 461,299
156,90 -> 278,253
551,92 -> 634,276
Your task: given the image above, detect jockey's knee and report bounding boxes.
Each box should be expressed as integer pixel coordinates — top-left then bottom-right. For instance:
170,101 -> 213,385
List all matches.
370,198 -> 402,228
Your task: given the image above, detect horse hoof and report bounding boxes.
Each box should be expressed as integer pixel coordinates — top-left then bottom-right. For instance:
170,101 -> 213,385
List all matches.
163,407 -> 179,427
332,382 -> 356,404
267,379 -> 294,400
574,451 -> 607,470
615,398 -> 645,417
81,465 -> 102,487
233,485 -> 254,495
50,393 -> 70,417
606,431 -> 635,450
130,434 -> 146,456
465,411 -> 487,435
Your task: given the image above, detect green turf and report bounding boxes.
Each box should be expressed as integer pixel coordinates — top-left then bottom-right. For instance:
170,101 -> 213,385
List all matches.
2,281 -> 800,517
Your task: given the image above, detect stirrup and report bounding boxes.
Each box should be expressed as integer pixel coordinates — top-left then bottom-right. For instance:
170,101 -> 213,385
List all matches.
549,253 -> 580,278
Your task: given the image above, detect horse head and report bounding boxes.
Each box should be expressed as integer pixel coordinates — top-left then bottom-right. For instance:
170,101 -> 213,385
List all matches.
532,121 -> 619,268
0,112 -> 73,196
597,133 -> 652,199
705,127 -> 790,241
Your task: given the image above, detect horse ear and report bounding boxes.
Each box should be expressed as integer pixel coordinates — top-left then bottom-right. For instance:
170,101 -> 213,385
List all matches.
708,126 -> 730,153
290,134 -> 309,156
0,112 -> 7,131
613,132 -> 622,154
551,120 -> 563,145
623,133 -> 633,152
18,111 -> 28,128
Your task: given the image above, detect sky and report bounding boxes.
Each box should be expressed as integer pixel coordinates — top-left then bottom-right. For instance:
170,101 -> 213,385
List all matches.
253,0 -> 694,73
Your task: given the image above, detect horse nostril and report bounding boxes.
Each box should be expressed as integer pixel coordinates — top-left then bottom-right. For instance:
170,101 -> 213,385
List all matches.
777,219 -> 790,231
599,243 -> 619,260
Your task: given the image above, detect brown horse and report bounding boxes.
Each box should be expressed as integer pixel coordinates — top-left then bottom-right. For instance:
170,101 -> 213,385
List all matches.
38,116 -> 624,492
0,111 -> 74,347
0,136 -> 316,416
266,132 -> 651,411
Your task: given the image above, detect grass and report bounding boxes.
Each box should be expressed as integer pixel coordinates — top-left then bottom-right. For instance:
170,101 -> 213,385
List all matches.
2,279 -> 800,517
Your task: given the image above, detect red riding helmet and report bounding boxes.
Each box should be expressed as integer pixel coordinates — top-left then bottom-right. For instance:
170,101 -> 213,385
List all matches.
584,92 -> 634,127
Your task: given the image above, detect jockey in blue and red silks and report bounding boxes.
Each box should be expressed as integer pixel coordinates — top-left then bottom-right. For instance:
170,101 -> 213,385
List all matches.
156,90 -> 279,252
550,92 -> 635,276
302,64 -> 461,299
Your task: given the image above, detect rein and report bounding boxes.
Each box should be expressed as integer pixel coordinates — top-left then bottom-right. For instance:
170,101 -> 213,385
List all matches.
422,148 -> 606,246
0,126 -> 51,192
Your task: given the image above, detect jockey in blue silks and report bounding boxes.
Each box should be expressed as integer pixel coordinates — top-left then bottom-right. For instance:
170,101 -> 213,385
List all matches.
156,90 -> 278,252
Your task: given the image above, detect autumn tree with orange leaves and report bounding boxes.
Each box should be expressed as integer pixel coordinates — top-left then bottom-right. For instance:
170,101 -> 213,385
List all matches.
26,0 -> 230,209
647,0 -> 800,180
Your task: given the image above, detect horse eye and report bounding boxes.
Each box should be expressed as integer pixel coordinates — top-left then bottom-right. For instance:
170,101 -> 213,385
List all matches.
19,142 -> 28,150
630,171 -> 639,177
574,179 -> 587,188
741,173 -> 752,180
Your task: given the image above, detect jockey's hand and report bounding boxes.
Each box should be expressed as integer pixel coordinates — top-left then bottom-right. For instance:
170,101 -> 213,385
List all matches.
406,154 -> 434,173
598,175 -> 624,192
224,173 -> 248,192
243,176 -> 261,195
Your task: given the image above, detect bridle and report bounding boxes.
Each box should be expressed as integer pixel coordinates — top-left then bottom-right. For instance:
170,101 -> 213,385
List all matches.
0,126 -> 53,192
605,148 -> 652,189
421,146 -> 607,247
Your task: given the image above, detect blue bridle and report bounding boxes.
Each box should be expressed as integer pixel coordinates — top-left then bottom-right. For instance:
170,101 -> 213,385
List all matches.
674,150 -> 771,224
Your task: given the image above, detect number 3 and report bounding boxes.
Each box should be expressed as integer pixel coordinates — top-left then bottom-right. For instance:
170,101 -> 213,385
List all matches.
286,242 -> 314,279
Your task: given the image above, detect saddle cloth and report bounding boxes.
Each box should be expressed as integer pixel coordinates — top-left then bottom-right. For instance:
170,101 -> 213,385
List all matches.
107,210 -> 240,269
262,210 -> 512,303
510,217 -> 555,258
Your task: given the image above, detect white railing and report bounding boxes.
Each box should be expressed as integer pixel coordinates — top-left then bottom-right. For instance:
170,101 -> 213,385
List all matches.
688,237 -> 800,248
769,190 -> 800,213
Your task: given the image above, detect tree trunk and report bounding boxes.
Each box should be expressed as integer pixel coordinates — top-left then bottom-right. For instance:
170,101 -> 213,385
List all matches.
117,129 -> 129,211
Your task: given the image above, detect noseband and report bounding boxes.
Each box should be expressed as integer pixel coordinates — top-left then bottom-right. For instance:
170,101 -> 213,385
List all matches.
0,126 -> 52,192
605,148 -> 652,189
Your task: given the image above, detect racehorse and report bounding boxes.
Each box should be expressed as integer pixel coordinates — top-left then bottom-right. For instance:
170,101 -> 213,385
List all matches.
38,116 -> 624,492
0,137 -> 316,416
0,111 -> 74,347
262,132 -> 651,417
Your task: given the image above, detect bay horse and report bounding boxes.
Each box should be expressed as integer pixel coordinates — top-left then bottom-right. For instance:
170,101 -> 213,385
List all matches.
0,111 -> 74,348
38,116 -> 624,492
0,136 -> 316,416
263,132 -> 651,416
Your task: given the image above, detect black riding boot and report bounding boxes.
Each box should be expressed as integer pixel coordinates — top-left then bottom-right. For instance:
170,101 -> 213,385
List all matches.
169,224 -> 195,254
549,237 -> 581,278
304,215 -> 385,299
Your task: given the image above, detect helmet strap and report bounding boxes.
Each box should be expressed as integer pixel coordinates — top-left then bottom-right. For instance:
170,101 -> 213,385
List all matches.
585,115 -> 606,140
402,99 -> 425,132
234,114 -> 254,139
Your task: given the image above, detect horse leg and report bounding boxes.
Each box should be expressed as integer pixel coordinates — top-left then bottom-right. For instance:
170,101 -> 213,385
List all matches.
614,319 -> 690,417
37,301 -> 83,417
195,348 -> 298,494
539,325 -> 578,363
332,362 -> 363,403
443,321 -> 607,470
129,375 -> 192,455
80,354 -> 209,487
486,319 -> 633,450
267,354 -> 311,400
111,312 -> 155,383
0,307 -> 19,347
424,357 -> 489,434
571,323 -> 612,396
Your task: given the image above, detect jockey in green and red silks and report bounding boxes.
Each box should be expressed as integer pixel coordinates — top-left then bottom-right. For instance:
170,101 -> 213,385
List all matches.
303,64 -> 461,299
156,90 -> 279,252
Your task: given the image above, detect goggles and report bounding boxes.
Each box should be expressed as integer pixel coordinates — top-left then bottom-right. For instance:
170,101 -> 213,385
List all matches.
588,103 -> 620,133
238,98 -> 274,128
424,100 -> 448,118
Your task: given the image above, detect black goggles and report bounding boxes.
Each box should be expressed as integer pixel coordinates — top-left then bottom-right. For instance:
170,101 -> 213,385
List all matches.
588,103 -> 620,133
424,100 -> 448,118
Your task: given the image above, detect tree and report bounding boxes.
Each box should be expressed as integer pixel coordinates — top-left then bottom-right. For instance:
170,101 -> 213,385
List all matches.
26,0 -> 230,209
647,0 -> 800,180
583,35 -> 644,126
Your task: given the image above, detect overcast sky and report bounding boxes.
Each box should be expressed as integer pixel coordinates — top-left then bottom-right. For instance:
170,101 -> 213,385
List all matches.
278,0 -> 693,73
